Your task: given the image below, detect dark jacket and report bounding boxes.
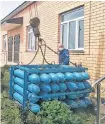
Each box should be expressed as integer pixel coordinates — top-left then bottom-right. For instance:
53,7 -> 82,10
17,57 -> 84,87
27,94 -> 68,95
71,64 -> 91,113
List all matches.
59,49 -> 69,65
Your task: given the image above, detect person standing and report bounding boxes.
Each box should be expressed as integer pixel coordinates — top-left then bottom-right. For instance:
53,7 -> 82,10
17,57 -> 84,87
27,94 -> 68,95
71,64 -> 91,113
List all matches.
58,43 -> 69,65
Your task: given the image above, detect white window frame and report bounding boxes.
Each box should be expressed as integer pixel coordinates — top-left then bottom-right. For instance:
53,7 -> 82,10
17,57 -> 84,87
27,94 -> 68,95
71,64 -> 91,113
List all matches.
27,26 -> 36,51
3,34 -> 7,51
60,15 -> 84,51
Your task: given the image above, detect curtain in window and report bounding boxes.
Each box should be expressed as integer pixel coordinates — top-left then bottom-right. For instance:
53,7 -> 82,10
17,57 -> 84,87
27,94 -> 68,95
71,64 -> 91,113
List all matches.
62,24 -> 67,48
78,20 -> 84,48
68,21 -> 76,49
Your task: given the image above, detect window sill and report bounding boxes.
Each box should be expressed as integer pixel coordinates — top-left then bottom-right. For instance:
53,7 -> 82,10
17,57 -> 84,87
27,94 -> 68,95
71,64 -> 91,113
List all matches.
26,50 -> 37,53
69,49 -> 85,53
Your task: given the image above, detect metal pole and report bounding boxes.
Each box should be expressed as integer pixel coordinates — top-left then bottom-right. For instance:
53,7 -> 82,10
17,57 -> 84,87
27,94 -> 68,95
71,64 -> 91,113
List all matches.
23,70 -> 28,112
9,66 -> 14,99
96,84 -> 101,124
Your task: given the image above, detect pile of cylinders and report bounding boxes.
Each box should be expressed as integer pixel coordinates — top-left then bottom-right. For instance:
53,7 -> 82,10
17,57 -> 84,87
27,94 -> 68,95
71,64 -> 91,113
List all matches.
10,66 -> 92,113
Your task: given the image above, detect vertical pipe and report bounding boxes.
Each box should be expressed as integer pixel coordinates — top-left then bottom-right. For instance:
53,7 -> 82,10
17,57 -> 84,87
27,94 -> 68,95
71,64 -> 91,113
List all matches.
22,70 -> 28,112
9,66 -> 14,99
6,51 -> 7,65
96,84 -> 101,124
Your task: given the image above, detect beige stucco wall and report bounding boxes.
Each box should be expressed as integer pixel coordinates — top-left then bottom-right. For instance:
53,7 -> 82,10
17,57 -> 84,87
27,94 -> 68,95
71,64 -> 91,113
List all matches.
1,1 -> 105,83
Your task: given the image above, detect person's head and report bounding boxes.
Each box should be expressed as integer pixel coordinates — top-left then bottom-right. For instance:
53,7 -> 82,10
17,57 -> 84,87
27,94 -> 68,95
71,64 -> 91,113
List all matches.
58,43 -> 64,51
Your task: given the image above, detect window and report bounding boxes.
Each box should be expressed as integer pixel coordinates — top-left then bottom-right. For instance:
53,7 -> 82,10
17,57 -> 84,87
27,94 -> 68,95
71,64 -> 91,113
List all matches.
3,34 -> 7,51
27,26 -> 36,51
61,7 -> 84,50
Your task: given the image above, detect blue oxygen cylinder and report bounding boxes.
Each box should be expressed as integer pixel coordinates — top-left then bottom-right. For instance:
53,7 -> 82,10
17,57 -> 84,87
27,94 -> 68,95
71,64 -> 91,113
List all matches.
40,84 -> 51,93
76,83 -> 85,90
66,82 -> 78,91
13,92 -> 23,104
83,93 -> 90,97
39,92 -> 51,101
28,84 -> 40,94
83,82 -> 91,89
52,96 -> 58,100
58,83 -> 67,92
14,69 -> 24,78
40,73 -> 51,84
67,93 -> 78,99
59,95 -> 66,100
56,73 -> 65,82
30,104 -> 40,113
83,98 -> 92,105
28,74 -> 40,84
81,72 -> 90,80
50,83 -> 59,92
49,73 -> 59,83
65,72 -> 74,81
77,93 -> 83,98
14,84 -> 23,95
77,100 -> 87,108
28,93 -> 39,103
14,77 -> 24,87
73,72 -> 84,81
67,100 -> 78,108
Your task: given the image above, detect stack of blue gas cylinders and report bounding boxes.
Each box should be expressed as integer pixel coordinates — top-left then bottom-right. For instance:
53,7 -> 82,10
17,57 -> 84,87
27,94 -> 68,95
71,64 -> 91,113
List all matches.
9,65 -> 93,113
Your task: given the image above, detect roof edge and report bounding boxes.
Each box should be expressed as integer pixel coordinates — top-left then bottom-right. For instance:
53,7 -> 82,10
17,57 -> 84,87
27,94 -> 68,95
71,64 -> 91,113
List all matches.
1,1 -> 34,24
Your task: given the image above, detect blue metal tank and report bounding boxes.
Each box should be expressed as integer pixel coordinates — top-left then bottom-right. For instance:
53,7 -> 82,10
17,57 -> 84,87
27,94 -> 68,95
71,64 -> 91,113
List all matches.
58,83 -> 67,92
28,74 -> 40,84
40,84 -> 51,93
30,104 -> 40,113
28,93 -> 39,103
77,100 -> 87,108
67,93 -> 78,99
50,83 -> 59,92
67,100 -> 78,108
14,84 -> 23,95
76,82 -> 85,90
73,72 -> 84,81
59,95 -> 66,100
65,72 -> 74,81
39,92 -> 51,101
66,82 -> 78,91
28,84 -> 40,94
13,92 -> 23,104
14,69 -> 24,78
83,82 -> 91,89
40,73 -> 51,84
14,77 -> 24,87
49,73 -> 59,83
56,73 -> 65,82
83,98 -> 92,105
81,72 -> 90,80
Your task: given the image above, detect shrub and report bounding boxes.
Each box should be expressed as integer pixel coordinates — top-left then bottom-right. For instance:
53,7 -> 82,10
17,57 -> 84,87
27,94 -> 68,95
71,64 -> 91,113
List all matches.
1,65 -> 10,79
1,67 -> 10,93
1,91 -> 22,124
38,100 -> 83,124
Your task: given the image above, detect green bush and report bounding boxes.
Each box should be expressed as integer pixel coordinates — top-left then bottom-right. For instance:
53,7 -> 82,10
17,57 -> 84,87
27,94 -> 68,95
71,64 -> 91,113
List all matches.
1,91 -> 22,124
1,66 -> 10,93
38,100 -> 83,124
1,65 -> 10,79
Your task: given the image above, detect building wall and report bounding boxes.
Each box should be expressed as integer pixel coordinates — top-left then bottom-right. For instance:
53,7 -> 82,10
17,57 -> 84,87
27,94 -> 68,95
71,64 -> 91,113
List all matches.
0,30 -> 7,66
1,1 -> 105,83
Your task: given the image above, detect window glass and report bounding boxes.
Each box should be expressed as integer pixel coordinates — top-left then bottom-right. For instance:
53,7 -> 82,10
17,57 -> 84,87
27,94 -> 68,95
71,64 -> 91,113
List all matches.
27,26 -> 36,51
68,21 -> 76,49
61,7 -> 84,22
78,20 -> 84,48
62,24 -> 67,48
61,6 -> 84,50
3,35 -> 7,51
